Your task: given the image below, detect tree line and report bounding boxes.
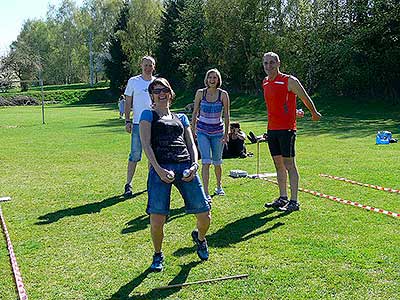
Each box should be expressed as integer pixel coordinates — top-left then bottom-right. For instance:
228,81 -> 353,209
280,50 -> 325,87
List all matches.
1,0 -> 399,101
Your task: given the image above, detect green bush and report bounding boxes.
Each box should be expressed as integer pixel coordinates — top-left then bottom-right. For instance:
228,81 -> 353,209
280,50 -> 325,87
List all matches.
1,87 -> 118,105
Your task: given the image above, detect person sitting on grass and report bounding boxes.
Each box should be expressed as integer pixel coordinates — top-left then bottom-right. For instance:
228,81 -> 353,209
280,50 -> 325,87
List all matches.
223,122 -> 247,158
139,77 -> 211,272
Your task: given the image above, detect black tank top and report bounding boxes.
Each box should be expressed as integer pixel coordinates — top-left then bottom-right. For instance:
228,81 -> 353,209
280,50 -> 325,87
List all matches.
150,111 -> 191,163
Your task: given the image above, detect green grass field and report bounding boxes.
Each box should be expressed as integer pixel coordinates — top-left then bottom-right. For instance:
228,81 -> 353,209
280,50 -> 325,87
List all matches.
0,96 -> 399,300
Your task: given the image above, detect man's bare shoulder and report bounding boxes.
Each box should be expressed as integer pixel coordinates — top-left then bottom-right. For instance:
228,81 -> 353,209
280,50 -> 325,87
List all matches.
288,75 -> 299,82
288,75 -> 301,90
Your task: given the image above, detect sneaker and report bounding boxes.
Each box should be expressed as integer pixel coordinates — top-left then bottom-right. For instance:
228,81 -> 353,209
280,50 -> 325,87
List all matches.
214,187 -> 225,196
123,183 -> 133,198
265,197 -> 288,209
206,194 -> 212,204
279,200 -> 300,212
150,252 -> 164,272
191,230 -> 209,261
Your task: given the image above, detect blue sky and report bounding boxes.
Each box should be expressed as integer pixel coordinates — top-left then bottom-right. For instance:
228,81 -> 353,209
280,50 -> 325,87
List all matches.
0,0 -> 83,56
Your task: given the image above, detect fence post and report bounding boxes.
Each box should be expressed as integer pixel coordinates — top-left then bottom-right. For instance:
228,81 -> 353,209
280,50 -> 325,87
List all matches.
40,77 -> 45,124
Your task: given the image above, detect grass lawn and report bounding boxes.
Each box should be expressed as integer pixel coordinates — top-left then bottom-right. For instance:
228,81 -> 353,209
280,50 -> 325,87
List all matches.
0,95 -> 399,300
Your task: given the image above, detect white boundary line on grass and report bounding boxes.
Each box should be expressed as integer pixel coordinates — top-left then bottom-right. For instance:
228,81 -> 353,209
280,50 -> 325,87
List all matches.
0,205 -> 28,300
0,196 -> 11,202
320,174 -> 400,194
260,177 -> 400,219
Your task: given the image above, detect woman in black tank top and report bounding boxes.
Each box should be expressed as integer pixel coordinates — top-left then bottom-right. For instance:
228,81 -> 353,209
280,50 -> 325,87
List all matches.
139,77 -> 211,271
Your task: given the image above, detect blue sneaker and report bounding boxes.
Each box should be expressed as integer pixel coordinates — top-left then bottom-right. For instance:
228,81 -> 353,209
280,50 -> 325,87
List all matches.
150,252 -> 164,272
123,183 -> 133,198
191,230 -> 209,261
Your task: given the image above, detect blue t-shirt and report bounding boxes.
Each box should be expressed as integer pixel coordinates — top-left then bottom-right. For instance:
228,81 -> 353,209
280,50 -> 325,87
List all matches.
140,110 -> 191,163
140,110 -> 190,127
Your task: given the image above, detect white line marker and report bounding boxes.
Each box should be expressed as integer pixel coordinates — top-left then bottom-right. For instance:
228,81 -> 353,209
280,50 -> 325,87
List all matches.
320,174 -> 400,194
260,177 -> 400,219
0,205 -> 28,299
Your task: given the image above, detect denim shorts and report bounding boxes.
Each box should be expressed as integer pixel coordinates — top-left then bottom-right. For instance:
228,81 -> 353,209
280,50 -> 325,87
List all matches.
146,161 -> 211,215
197,132 -> 224,165
128,124 -> 142,162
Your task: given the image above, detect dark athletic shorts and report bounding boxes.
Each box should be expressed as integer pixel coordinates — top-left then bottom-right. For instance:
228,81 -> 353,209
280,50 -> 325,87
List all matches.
267,130 -> 296,157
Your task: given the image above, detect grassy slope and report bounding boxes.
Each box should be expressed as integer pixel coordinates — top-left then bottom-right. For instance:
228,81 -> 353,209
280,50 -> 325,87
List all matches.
0,95 -> 399,299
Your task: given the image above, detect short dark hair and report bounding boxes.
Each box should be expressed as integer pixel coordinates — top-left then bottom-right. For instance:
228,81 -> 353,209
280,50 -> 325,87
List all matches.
230,122 -> 240,129
148,77 -> 175,102
263,52 -> 280,62
141,55 -> 156,65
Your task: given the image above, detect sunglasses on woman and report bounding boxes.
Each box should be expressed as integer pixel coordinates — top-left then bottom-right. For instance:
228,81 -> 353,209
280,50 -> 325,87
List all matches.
152,87 -> 170,94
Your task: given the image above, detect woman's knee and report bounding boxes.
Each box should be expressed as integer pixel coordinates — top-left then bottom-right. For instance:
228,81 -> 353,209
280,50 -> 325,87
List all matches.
202,162 -> 211,169
150,214 -> 166,230
196,211 -> 211,224
214,163 -> 222,170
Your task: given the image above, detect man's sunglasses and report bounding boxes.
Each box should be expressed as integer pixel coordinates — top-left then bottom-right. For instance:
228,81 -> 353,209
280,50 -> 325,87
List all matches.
152,87 -> 170,94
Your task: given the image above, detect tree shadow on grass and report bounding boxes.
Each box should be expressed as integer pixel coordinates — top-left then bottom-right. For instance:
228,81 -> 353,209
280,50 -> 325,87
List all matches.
121,207 -> 186,234
79,117 -> 125,129
109,261 -> 200,300
296,116 -> 400,139
173,209 -> 286,257
230,94 -> 400,139
36,190 -> 146,225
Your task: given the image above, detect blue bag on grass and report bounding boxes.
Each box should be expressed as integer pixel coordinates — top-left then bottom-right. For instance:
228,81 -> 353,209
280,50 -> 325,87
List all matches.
376,131 -> 392,144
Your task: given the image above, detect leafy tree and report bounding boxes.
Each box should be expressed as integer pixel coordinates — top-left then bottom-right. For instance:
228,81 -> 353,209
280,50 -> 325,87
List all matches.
154,0 -> 185,87
119,0 -> 162,74
205,0 -> 265,91
175,0 -> 208,89
2,42 -> 40,91
80,0 -> 123,82
45,0 -> 87,84
0,55 -> 16,92
104,1 -> 130,92
1,0 -> 398,101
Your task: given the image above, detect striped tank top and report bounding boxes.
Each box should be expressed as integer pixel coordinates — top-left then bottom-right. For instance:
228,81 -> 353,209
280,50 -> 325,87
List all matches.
196,89 -> 224,136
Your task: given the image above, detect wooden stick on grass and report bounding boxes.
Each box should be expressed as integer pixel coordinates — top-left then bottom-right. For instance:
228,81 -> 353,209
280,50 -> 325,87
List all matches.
154,274 -> 248,290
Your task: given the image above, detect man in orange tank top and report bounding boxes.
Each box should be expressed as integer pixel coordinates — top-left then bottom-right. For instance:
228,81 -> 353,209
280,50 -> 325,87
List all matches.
262,52 -> 321,212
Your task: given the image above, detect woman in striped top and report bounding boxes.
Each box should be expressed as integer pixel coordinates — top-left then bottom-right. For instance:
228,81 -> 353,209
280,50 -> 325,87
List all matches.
191,69 -> 230,201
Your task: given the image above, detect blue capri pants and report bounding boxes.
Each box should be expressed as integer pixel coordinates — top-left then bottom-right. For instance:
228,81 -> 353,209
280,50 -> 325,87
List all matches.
196,132 -> 224,165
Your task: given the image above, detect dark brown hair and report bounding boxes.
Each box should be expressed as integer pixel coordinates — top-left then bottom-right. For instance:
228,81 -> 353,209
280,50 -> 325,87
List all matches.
148,78 -> 176,102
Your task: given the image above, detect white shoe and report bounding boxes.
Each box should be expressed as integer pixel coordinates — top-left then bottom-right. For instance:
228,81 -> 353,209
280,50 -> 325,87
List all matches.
215,187 -> 225,196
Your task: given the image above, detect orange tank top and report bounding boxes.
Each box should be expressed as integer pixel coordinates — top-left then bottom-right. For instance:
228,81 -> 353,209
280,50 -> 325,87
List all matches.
262,73 -> 297,130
